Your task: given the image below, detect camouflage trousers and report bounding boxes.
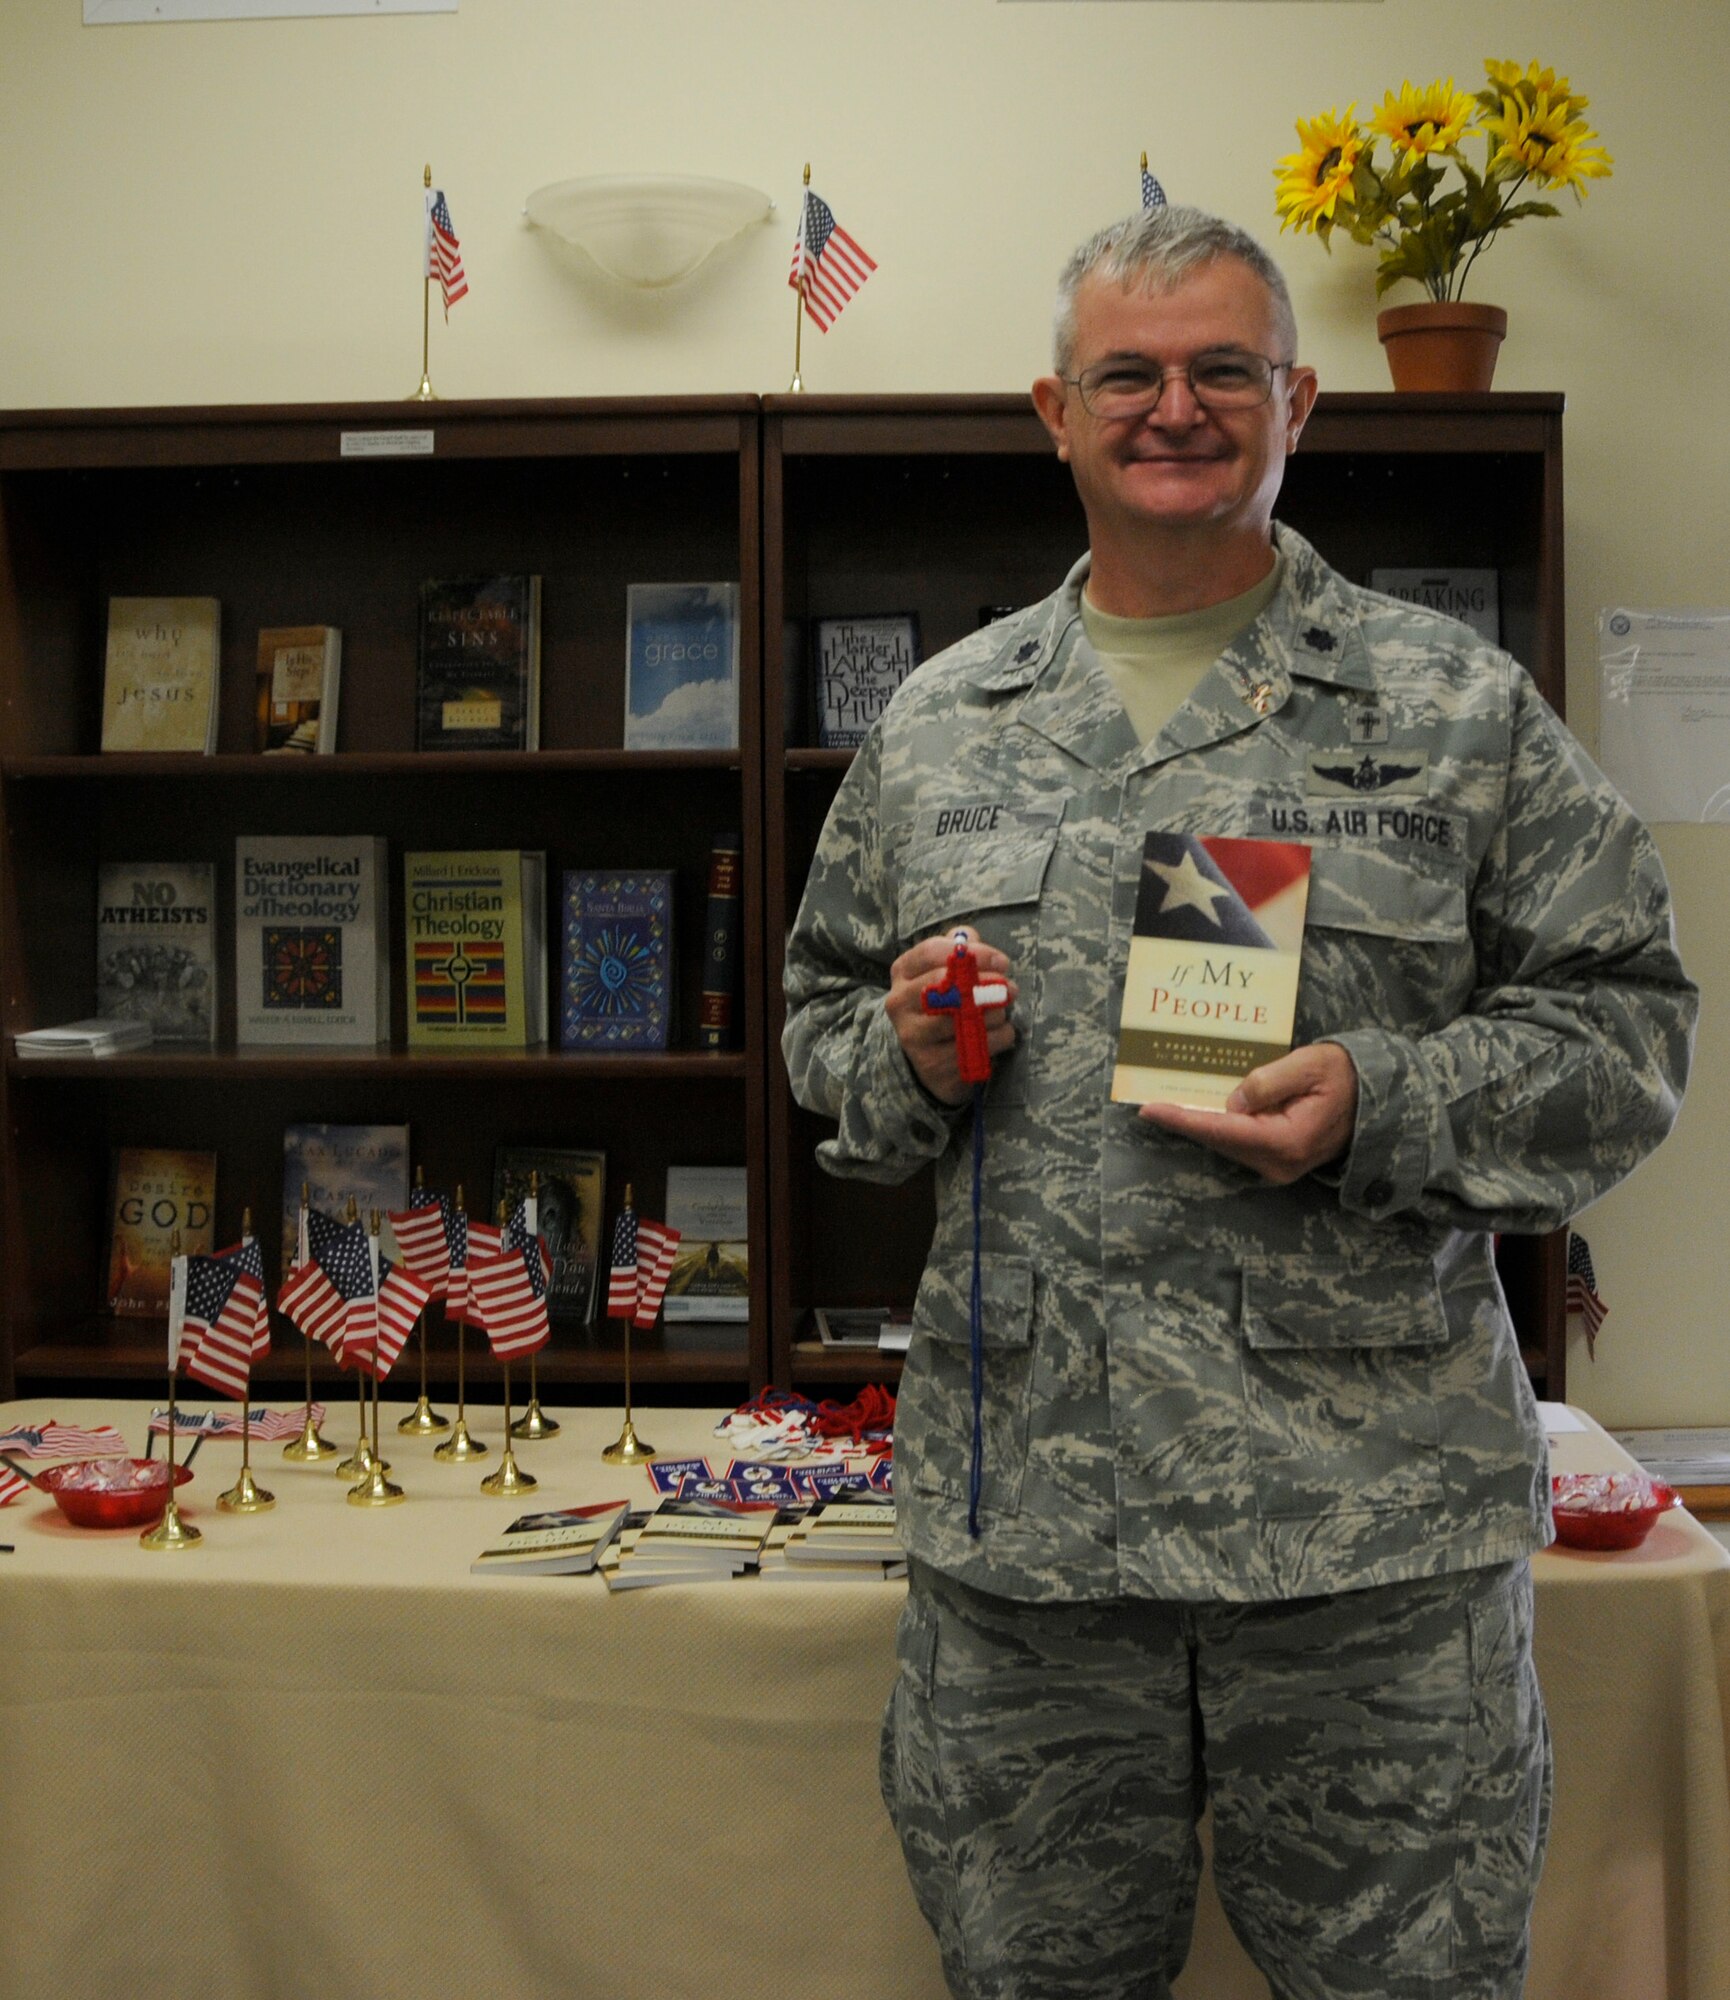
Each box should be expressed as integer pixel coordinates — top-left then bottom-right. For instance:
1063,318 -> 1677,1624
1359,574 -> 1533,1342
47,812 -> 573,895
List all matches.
882,1557 -> 1551,2000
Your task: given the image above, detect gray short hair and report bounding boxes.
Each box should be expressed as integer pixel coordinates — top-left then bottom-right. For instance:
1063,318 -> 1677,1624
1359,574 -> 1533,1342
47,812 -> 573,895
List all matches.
1052,205 -> 1299,375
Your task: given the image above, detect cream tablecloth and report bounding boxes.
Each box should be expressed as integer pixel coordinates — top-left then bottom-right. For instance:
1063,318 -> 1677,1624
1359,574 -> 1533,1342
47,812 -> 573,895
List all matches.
1,1399 -> 1725,2000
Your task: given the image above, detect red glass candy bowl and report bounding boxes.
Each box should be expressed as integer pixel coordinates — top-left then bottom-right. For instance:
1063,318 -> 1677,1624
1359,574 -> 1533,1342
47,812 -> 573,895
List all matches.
1550,1470 -> 1680,1551
38,1457 -> 193,1529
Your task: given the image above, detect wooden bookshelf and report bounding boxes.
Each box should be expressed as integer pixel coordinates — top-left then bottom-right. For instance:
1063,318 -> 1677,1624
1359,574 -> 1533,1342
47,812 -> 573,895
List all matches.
760,392 -> 1571,1399
0,398 -> 765,1401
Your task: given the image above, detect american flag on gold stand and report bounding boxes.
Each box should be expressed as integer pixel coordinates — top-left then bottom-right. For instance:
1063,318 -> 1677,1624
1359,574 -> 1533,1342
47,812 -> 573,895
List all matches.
349,1256 -> 434,1382
469,1198 -> 552,1361
181,1238 -> 270,1401
1566,1231 -> 1608,1359
425,187 -> 468,318
788,184 -> 875,331
607,1195 -> 680,1330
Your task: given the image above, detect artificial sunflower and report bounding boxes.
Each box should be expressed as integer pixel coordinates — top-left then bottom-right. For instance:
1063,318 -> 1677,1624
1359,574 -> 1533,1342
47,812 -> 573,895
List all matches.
1370,79 -> 1475,159
1274,106 -> 1364,234
1273,55 -> 1613,300
1484,90 -> 1614,193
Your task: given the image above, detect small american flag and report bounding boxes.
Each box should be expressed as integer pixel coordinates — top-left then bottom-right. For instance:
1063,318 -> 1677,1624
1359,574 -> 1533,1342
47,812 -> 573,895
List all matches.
1141,160 -> 1168,210
182,1239 -> 269,1401
633,1219 -> 681,1331
389,1186 -> 454,1300
150,1404 -> 327,1441
0,1421 -> 129,1459
425,188 -> 468,318
1566,1230 -> 1608,1359
0,1468 -> 26,1506
277,1207 -> 376,1364
469,1199 -> 552,1361
448,1216 -> 502,1328
608,1204 -> 639,1320
351,1257 -> 434,1382
788,186 -> 876,332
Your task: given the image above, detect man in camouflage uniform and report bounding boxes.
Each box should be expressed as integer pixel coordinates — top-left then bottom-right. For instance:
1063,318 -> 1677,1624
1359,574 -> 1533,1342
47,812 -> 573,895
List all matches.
781,206 -> 1695,2000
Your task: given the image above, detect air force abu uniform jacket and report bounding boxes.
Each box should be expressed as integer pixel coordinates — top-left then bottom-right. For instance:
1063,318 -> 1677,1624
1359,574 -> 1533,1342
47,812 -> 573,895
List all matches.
782,525 -> 1696,1604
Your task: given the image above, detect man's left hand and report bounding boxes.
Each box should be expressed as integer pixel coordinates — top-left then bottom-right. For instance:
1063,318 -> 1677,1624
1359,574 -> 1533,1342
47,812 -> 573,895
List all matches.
1137,1042 -> 1358,1184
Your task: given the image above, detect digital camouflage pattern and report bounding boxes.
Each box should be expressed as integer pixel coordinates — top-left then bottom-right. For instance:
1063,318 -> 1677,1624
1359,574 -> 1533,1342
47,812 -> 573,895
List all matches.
885,1555 -> 1551,2000
783,524 -> 1697,1604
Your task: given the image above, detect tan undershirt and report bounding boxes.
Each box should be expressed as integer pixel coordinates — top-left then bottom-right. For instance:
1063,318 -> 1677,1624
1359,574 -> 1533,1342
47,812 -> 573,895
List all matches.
1081,553 -> 1285,746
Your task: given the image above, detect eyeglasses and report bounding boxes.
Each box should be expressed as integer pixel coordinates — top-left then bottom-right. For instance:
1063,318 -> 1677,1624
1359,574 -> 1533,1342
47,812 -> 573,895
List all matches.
1064,352 -> 1295,420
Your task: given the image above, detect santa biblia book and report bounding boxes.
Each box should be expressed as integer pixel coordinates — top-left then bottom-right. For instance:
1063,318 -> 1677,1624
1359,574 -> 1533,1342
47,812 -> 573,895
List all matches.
1111,833 -> 1312,1113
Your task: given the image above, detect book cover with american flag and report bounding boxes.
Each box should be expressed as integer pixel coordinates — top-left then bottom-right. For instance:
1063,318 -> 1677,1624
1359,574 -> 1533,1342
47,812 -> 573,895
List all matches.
404,850 -> 548,1047
1111,833 -> 1312,1112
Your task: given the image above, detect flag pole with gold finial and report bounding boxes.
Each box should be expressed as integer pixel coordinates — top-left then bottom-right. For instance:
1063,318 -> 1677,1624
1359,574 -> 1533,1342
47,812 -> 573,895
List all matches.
603,1184 -> 655,1465
482,1203 -> 537,1497
412,164 -> 438,402
511,1171 -> 559,1440
349,1211 -> 405,1507
398,1166 -> 450,1435
217,1208 -> 274,1514
143,1231 -> 201,1551
336,1197 -> 381,1482
283,1182 -> 338,1461
434,1185 -> 488,1461
788,163 -> 811,393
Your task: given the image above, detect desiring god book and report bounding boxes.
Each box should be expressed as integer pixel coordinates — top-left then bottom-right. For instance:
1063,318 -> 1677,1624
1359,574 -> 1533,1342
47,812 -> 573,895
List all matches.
1111,833 -> 1312,1112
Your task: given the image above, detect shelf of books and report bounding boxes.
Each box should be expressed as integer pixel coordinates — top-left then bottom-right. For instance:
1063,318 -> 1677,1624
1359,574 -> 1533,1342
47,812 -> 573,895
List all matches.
0,399 -> 766,1401
760,392 -> 1571,1400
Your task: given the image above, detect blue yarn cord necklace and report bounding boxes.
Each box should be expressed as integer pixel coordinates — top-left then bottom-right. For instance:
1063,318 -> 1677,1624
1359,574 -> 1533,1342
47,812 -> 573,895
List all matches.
968,1080 -> 985,1538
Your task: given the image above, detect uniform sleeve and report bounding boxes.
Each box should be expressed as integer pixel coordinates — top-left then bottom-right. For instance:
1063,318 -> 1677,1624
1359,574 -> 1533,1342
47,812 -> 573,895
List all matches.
1326,668 -> 1697,1233
782,728 -> 964,1183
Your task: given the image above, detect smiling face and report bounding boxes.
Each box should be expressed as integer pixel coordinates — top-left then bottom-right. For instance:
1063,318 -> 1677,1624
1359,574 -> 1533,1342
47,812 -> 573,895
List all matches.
1033,256 -> 1317,573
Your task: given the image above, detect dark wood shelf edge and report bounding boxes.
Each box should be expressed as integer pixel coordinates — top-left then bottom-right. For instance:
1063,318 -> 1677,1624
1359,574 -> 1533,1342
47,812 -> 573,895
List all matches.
12,1340 -> 751,1389
8,1050 -> 750,1081
790,1343 -> 906,1387
2,749 -> 743,780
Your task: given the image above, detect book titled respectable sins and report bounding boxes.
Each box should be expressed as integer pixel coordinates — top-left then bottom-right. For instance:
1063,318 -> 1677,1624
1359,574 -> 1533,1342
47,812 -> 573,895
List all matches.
1111,833 -> 1312,1114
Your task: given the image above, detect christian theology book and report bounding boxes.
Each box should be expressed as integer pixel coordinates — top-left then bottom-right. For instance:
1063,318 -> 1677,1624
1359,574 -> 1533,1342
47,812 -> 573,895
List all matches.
1111,832 -> 1312,1112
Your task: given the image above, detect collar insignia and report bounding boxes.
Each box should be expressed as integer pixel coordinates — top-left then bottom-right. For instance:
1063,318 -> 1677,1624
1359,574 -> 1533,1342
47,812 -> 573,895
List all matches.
1302,625 -> 1336,653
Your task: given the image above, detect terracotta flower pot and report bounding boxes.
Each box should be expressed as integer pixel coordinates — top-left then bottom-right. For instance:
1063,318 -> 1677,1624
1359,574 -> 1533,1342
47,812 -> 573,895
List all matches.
1376,301 -> 1508,392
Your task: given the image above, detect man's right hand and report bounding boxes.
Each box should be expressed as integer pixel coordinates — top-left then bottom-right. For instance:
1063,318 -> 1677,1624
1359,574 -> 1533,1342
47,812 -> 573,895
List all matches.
885,928 -> 1018,1106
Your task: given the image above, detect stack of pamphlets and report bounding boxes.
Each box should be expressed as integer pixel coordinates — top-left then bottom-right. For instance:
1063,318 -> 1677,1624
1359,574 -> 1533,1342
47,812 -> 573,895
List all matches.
470,1500 -> 630,1576
15,1017 -> 153,1058
600,1496 -> 777,1591
775,1489 -> 905,1580
1610,1427 -> 1730,1487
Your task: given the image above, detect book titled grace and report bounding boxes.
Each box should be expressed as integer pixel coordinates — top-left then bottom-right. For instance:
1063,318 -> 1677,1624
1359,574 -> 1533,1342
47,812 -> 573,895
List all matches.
1110,833 -> 1312,1113
560,870 -> 674,1050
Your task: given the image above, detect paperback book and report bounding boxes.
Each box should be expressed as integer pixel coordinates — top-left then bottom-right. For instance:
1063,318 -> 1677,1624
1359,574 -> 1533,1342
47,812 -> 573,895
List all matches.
623,583 -> 739,750
1110,833 -> 1312,1113
101,596 -> 221,754
106,1147 -> 216,1316
405,850 -> 548,1047
416,576 -> 541,751
16,1017 -> 153,1058
234,836 -> 389,1046
280,1122 -> 410,1283
1368,568 -> 1500,647
470,1500 -> 629,1576
255,625 -> 341,753
492,1146 -> 607,1323
559,869 -> 674,1051
814,614 -> 921,748
95,861 -> 216,1046
662,1165 -> 749,1323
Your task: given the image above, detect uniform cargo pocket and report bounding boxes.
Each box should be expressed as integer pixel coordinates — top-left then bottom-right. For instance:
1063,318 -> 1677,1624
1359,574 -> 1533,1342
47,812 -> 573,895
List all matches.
1239,1256 -> 1446,1519
898,1255 -> 1036,1515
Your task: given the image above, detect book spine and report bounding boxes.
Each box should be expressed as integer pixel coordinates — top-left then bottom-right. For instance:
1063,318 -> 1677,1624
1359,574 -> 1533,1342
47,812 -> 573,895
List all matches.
697,835 -> 743,1051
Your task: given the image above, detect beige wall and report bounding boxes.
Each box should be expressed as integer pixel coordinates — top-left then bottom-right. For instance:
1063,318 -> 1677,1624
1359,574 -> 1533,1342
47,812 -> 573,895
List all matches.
3,0 -> 1724,1424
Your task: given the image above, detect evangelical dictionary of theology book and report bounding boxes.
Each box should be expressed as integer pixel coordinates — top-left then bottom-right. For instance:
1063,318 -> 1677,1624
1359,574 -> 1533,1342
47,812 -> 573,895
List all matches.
234,836 -> 389,1046
1110,833 -> 1312,1113
404,851 -> 548,1047
95,861 -> 216,1046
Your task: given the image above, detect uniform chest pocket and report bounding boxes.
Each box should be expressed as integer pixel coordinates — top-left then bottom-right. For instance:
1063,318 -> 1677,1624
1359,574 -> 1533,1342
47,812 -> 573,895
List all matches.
896,808 -> 1061,1109
1298,840 -> 1475,1037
